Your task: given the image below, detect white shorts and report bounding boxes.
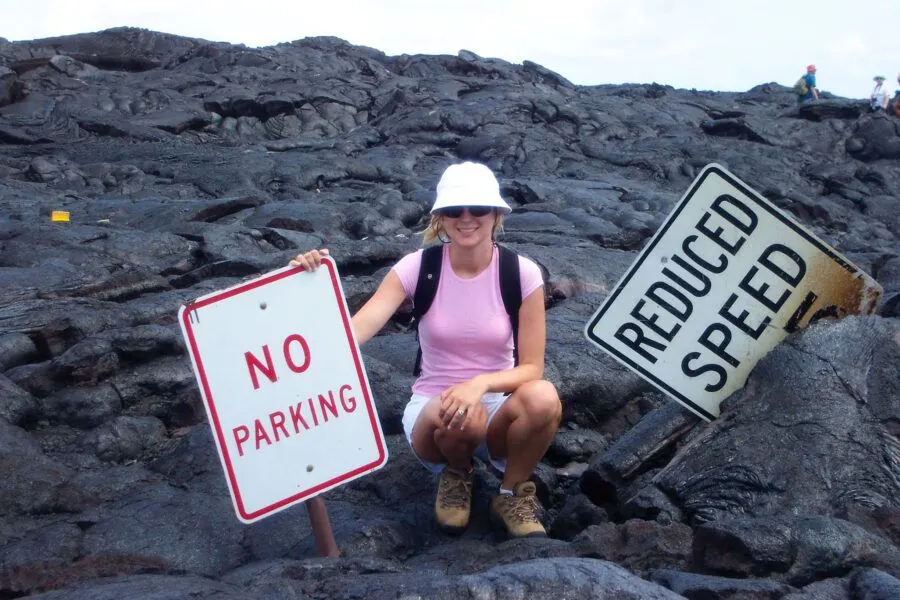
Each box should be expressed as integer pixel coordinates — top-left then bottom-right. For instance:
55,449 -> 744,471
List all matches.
401,392 -> 509,474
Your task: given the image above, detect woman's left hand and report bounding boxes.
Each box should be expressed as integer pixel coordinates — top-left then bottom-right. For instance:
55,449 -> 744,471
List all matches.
439,378 -> 489,430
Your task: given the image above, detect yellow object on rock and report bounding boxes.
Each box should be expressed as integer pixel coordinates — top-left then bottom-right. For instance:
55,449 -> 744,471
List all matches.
51,210 -> 70,222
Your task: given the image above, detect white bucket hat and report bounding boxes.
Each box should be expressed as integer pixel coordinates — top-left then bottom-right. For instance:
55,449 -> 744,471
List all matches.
430,162 -> 512,214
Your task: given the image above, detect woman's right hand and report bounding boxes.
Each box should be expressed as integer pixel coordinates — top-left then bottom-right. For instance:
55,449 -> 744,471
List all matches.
289,248 -> 330,271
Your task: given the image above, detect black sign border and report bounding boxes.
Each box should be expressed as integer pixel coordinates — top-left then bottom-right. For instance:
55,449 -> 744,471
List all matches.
584,164 -> 857,421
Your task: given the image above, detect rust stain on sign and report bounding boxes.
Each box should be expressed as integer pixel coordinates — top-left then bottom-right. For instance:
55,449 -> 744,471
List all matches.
785,255 -> 882,332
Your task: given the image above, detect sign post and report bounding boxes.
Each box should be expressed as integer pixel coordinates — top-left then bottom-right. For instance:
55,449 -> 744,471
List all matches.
178,257 -> 387,545
306,496 -> 339,557
585,164 -> 882,421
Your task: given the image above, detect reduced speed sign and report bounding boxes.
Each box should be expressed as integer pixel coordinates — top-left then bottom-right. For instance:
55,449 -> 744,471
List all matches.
585,164 -> 882,421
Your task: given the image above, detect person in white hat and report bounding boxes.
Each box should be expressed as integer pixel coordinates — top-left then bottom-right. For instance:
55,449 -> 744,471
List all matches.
291,161 -> 561,538
870,75 -> 891,112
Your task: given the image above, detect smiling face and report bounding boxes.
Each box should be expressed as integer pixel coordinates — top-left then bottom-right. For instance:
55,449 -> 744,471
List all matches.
439,206 -> 498,248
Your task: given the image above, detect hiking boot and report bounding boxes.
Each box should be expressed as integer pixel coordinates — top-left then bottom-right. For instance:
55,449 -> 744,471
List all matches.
434,467 -> 473,534
490,481 -> 547,538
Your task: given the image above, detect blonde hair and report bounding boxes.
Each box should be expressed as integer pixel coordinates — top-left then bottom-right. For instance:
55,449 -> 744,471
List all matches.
421,211 -> 505,244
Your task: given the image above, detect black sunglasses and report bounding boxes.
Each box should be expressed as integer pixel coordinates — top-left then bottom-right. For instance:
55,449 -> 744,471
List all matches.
438,206 -> 494,218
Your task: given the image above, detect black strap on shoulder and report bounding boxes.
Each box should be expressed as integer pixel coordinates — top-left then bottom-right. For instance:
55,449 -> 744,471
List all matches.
411,244 -> 523,375
412,245 -> 443,376
497,244 -> 522,366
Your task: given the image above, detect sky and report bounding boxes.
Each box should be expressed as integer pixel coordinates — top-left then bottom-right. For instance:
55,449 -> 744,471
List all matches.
2,0 -> 897,100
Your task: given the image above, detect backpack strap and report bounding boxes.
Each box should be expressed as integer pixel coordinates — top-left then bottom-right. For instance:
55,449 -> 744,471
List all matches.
412,245 -> 443,376
497,244 -> 522,366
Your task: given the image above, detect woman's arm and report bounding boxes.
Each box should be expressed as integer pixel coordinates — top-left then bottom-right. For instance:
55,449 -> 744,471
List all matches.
469,287 -> 547,394
290,249 -> 406,345
351,270 -> 407,345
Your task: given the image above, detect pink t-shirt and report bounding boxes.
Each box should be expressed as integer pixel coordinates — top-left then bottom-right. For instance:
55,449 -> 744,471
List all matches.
392,245 -> 544,397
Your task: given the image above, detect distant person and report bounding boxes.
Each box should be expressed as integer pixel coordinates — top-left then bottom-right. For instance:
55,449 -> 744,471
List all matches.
290,162 -> 562,539
794,64 -> 819,103
870,76 -> 890,112
892,74 -> 900,116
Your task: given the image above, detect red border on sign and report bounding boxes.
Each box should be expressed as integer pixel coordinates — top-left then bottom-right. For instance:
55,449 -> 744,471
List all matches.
180,259 -> 386,521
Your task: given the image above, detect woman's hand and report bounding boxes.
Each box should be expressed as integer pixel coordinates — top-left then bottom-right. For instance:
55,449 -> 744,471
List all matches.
439,377 -> 490,430
289,248 -> 329,271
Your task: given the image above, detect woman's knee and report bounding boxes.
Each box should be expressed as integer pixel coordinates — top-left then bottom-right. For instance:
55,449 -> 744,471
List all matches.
517,380 -> 562,423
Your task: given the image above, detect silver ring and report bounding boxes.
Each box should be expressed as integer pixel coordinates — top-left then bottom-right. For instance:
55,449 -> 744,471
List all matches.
456,408 -> 466,416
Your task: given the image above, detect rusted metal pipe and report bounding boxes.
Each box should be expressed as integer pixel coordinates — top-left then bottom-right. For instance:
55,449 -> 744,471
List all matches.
305,497 -> 339,557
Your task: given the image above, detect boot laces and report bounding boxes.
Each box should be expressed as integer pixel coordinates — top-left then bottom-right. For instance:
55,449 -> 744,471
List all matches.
438,472 -> 472,509
504,494 -> 540,523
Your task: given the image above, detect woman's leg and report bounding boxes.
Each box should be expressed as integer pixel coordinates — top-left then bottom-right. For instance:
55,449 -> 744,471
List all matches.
484,380 -> 561,537
406,395 -> 490,532
485,379 -> 562,489
409,395 -> 489,469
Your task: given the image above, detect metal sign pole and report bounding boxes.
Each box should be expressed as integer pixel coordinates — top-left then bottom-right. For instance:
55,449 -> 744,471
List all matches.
306,497 -> 339,557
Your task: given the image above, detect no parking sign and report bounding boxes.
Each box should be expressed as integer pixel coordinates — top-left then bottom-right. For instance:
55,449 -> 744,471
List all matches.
179,258 -> 387,523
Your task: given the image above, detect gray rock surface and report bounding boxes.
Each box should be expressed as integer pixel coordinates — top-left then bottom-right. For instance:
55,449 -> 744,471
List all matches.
1,27 -> 898,599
